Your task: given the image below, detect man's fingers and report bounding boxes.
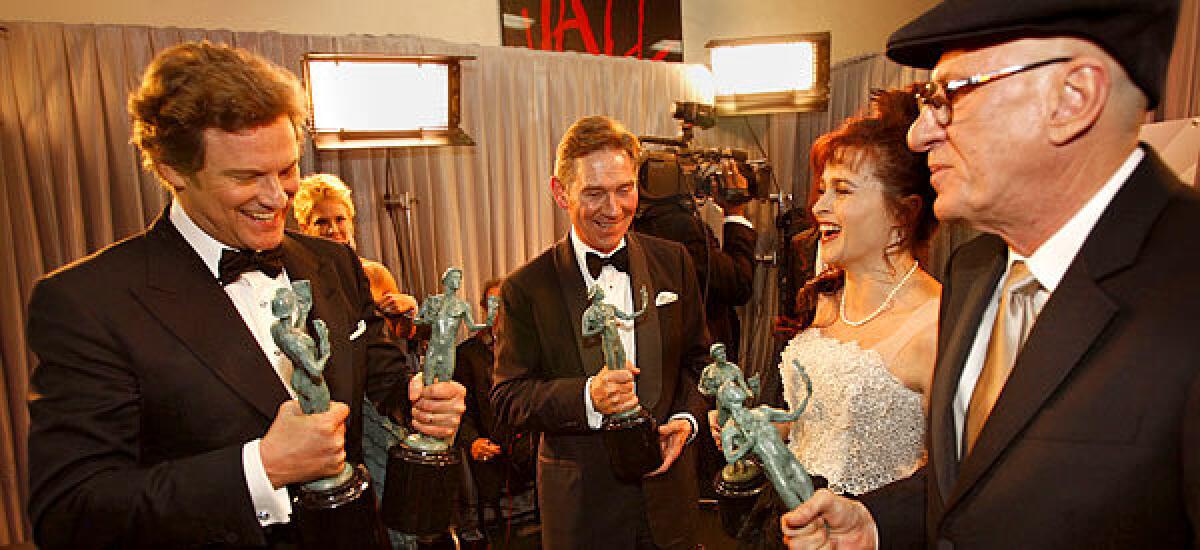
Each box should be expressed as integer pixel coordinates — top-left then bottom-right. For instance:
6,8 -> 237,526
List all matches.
326,401 -> 350,422
422,380 -> 468,402
408,374 -> 425,401
278,399 -> 304,416
624,361 -> 641,376
780,490 -> 876,550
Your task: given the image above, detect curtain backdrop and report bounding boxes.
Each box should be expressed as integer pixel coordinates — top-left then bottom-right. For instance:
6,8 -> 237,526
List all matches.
1,10 -> 1198,544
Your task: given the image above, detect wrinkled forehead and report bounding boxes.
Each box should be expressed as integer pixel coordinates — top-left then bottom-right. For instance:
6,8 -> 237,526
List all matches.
932,36 -> 1077,80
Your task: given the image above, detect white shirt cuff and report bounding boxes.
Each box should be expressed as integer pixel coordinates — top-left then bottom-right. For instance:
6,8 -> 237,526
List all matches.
584,376 -> 604,429
724,215 -> 753,229
243,439 -> 292,526
668,412 -> 698,444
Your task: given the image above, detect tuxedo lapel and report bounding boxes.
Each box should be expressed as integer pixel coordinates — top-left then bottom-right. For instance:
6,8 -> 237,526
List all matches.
627,234 -> 663,410
932,235 -> 1006,502
553,239 -> 597,377
131,214 -> 289,420
948,147 -> 1174,509
280,234 -> 353,405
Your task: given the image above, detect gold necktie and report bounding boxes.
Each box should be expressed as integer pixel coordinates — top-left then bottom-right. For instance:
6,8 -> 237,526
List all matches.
964,260 -> 1039,455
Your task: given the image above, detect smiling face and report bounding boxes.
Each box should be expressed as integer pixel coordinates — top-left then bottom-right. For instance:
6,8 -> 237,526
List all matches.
811,158 -> 899,273
907,41 -> 1057,233
162,115 -> 300,251
302,198 -> 355,246
552,147 -> 638,253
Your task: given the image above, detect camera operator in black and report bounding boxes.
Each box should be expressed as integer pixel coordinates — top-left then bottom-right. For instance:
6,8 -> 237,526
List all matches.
633,157 -> 757,362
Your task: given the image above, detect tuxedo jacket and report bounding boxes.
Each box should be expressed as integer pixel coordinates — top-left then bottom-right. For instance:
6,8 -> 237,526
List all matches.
491,232 -> 710,549
863,148 -> 1200,548
635,200 -> 757,361
26,208 -> 411,549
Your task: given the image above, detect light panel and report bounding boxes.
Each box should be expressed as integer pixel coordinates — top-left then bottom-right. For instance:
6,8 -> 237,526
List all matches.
705,33 -> 830,116
303,54 -> 475,148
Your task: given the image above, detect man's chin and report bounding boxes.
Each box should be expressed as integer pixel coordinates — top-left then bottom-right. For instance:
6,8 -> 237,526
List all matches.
242,232 -> 285,251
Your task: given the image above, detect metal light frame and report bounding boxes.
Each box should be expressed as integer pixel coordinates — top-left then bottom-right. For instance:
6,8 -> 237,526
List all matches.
705,32 -> 831,116
302,53 -> 476,149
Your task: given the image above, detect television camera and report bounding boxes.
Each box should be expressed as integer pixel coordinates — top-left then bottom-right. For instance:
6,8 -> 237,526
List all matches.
637,101 -> 772,205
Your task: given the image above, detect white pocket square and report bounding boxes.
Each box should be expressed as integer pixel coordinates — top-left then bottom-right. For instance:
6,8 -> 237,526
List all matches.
349,320 -> 367,340
655,291 -> 678,306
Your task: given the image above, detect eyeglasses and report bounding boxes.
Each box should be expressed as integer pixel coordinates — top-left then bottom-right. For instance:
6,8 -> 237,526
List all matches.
914,57 -> 1074,126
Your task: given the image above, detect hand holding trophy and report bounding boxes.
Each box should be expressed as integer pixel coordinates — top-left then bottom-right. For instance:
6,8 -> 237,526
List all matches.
270,280 -> 388,549
582,284 -> 661,483
716,360 -> 817,511
383,267 -> 492,536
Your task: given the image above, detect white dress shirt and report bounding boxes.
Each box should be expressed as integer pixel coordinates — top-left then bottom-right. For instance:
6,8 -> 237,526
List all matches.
952,147 -> 1144,457
570,229 -> 697,440
169,201 -> 294,525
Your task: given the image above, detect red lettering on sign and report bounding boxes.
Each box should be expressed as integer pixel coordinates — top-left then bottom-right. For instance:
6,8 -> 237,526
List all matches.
523,0 -> 664,60
553,0 -> 600,54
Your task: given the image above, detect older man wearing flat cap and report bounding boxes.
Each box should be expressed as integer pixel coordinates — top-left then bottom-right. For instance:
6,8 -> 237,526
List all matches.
782,0 -> 1199,548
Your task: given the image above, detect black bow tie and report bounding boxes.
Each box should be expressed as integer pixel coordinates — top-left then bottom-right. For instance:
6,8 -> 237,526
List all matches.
585,247 -> 629,278
218,247 -> 285,285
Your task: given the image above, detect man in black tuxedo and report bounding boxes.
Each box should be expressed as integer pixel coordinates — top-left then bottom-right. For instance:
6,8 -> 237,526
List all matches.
781,0 -> 1199,548
25,41 -> 466,549
491,115 -> 710,549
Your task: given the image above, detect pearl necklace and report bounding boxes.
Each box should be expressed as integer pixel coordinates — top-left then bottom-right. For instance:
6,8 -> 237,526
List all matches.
839,261 -> 920,327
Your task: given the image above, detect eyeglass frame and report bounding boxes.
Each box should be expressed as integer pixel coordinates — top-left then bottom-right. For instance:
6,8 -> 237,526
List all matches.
914,56 -> 1075,126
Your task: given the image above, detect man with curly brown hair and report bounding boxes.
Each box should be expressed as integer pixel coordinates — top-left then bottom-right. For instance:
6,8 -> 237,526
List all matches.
26,41 -> 466,548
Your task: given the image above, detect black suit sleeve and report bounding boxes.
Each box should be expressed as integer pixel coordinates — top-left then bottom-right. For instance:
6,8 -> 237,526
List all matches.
1185,370 -> 1200,544
27,279 -> 263,549
348,248 -> 412,420
709,220 -> 757,306
452,341 -> 485,448
670,244 -> 715,422
636,208 -> 756,307
859,466 -> 928,550
491,276 -> 593,435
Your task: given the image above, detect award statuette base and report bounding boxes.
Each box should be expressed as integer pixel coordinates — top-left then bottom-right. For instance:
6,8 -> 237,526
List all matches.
713,459 -> 767,537
381,438 -> 462,536
292,462 -> 390,550
602,405 -> 662,483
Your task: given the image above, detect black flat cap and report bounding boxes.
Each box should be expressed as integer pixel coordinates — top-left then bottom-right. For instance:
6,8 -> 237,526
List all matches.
886,0 -> 1181,108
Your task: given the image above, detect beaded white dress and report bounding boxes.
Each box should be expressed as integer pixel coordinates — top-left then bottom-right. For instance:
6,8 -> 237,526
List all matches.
778,298 -> 937,496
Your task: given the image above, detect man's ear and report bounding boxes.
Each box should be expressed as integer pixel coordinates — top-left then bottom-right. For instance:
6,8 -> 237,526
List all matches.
156,163 -> 190,193
1047,58 -> 1109,145
550,176 -> 570,210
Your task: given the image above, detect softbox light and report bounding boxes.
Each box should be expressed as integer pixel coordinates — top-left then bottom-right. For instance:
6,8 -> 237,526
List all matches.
706,33 -> 831,116
303,53 -> 476,149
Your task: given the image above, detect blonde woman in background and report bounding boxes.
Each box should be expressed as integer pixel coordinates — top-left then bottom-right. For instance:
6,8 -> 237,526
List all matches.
294,173 -> 418,338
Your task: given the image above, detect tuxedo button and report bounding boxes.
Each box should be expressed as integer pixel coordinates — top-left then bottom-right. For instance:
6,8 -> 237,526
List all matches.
257,511 -> 271,521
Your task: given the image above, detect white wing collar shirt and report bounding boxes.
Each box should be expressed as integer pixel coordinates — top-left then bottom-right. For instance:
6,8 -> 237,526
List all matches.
952,147 -> 1145,457
569,228 -> 697,438
169,200 -> 295,526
